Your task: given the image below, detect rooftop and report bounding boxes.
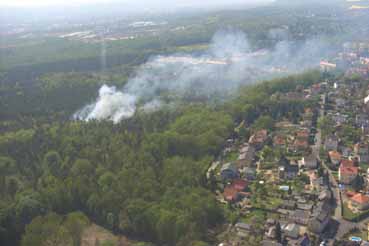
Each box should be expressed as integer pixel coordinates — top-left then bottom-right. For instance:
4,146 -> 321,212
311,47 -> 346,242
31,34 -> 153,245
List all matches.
351,193 -> 369,204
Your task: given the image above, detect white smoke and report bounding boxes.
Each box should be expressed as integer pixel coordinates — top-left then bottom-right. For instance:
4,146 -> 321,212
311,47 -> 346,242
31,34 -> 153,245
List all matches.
74,29 -> 335,123
75,85 -> 136,123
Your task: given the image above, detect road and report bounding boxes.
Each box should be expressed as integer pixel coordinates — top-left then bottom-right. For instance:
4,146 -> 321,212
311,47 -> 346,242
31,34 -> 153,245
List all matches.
313,106 -> 342,220
315,96 -> 368,241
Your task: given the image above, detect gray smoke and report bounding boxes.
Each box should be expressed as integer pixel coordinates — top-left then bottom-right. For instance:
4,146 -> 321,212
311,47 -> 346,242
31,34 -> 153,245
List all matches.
74,29 -> 334,123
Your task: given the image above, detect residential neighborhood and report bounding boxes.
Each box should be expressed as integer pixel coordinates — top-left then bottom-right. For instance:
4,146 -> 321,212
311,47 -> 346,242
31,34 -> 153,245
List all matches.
209,54 -> 369,245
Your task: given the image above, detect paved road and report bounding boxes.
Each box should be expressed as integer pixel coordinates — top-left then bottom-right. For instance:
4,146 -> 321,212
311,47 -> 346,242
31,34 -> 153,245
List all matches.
315,95 -> 368,240
314,106 -> 343,220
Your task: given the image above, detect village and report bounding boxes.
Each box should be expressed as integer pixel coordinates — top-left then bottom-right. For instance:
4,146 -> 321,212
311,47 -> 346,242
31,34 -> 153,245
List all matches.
210,42 -> 369,246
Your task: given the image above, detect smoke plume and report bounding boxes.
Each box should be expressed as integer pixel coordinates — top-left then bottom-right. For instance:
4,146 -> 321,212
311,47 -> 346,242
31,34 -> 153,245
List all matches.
74,29 -> 335,123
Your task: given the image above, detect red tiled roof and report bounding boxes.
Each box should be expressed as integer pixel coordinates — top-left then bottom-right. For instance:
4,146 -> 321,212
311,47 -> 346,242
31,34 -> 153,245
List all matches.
249,129 -> 268,144
274,135 -> 286,145
346,191 -> 357,198
294,139 -> 309,148
351,193 -> 369,205
329,151 -> 342,160
341,159 -> 354,167
231,179 -> 248,192
339,165 -> 358,175
223,187 -> 238,202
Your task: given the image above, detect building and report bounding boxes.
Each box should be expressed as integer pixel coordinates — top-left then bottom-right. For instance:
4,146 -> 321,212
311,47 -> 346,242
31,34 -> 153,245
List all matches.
242,167 -> 257,180
238,144 -> 256,168
282,223 -> 300,239
249,129 -> 268,150
341,147 -> 353,158
235,222 -> 252,237
273,135 -> 287,148
354,142 -> 369,163
220,162 -> 238,181
290,210 -> 310,225
231,179 -> 248,192
300,154 -> 318,170
320,61 -> 337,72
279,164 -> 299,180
223,186 -> 239,202
338,161 -> 358,185
308,210 -> 330,234
291,139 -> 310,153
356,114 -> 369,127
324,135 -> 339,151
349,193 -> 369,211
328,151 -> 342,166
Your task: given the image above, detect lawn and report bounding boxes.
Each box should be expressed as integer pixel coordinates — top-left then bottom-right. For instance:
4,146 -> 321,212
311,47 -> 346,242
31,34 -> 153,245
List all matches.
360,162 -> 369,171
342,202 -> 369,222
342,202 -> 357,221
331,171 -> 339,181
240,209 -> 267,224
224,151 -> 239,162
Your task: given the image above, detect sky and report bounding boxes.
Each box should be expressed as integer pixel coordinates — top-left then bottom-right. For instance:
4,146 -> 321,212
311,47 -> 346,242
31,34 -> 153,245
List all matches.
0,0 -> 273,7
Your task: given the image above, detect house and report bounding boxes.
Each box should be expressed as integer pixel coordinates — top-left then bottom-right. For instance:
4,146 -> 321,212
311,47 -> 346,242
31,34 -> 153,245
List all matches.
242,167 -> 257,180
296,129 -> 310,140
320,61 -> 337,72
265,225 -> 277,239
341,146 -> 353,158
289,210 -> 310,225
292,139 -> 310,152
328,151 -> 342,166
349,193 -> 369,211
308,210 -> 330,234
273,135 -> 287,148
282,223 -> 300,239
249,129 -> 268,150
279,164 -> 299,180
324,135 -> 339,151
335,98 -> 346,108
318,189 -> 332,202
300,155 -> 318,170
235,222 -> 252,237
338,161 -> 358,185
308,198 -> 331,234
223,186 -> 239,202
297,203 -> 313,211
238,144 -> 256,168
311,176 -> 327,192
331,113 -> 347,125
354,142 -> 369,163
231,179 -> 248,192
280,200 -> 297,210
220,162 -> 238,181
356,114 -> 369,127
341,159 -> 355,167
310,84 -> 321,96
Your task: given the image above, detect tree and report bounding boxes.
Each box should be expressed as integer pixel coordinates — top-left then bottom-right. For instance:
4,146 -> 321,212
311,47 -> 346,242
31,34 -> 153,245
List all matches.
317,116 -> 334,138
71,159 -> 94,177
15,194 -> 45,225
43,151 -> 62,177
63,212 -> 90,246
252,115 -> 274,131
